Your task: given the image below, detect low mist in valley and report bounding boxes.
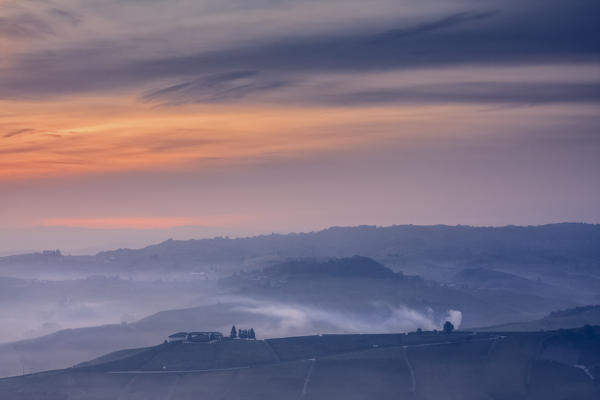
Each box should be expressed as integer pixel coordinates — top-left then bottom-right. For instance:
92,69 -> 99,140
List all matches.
0,224 -> 598,380
2,0 -> 598,396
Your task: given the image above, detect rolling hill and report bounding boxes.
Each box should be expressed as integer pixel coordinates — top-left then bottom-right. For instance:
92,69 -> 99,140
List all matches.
2,224 -> 599,292
0,328 -> 598,399
221,256 -> 578,328
0,255 -> 592,379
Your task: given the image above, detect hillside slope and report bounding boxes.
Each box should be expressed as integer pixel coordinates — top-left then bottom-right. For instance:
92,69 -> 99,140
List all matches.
474,305 -> 600,332
222,257 -> 577,327
0,255 -> 589,379
0,328 -> 598,400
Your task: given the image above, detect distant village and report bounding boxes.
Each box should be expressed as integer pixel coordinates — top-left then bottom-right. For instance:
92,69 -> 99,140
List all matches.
167,325 -> 256,343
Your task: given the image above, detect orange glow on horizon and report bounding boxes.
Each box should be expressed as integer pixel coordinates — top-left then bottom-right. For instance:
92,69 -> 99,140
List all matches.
42,215 -> 252,229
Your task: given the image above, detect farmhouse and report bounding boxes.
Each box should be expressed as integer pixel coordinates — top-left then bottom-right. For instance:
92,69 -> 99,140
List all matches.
166,331 -> 224,343
187,332 -> 223,342
167,332 -> 188,343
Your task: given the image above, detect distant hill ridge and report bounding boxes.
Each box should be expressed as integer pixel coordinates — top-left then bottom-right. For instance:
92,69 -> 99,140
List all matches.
1,223 -> 598,275
548,305 -> 600,318
1,222 -> 598,261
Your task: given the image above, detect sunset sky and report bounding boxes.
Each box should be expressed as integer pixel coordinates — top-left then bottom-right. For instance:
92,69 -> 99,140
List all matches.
1,0 -> 599,254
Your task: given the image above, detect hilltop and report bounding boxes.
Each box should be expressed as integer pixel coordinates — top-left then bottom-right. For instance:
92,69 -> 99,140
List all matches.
257,256 -> 397,279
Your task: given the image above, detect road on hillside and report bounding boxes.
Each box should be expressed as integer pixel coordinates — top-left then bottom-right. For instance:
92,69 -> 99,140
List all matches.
107,335 -> 505,377
109,366 -> 250,374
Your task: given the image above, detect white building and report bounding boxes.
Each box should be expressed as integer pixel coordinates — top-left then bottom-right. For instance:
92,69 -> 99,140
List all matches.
167,332 -> 188,342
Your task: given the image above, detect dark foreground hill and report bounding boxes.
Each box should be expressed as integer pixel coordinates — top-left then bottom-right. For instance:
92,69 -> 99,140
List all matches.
1,328 -> 598,400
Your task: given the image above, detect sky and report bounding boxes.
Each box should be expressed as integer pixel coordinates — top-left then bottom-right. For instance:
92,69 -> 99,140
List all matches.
0,0 -> 599,254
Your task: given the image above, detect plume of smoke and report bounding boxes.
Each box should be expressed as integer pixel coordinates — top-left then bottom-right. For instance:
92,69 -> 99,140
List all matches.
443,309 -> 462,329
230,297 -> 462,336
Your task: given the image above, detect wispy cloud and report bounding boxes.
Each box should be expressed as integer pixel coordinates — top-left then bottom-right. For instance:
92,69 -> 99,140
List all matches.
49,8 -> 82,26
370,10 -> 499,42
141,70 -> 289,105
3,128 -> 34,138
0,13 -> 53,39
1,1 -> 598,101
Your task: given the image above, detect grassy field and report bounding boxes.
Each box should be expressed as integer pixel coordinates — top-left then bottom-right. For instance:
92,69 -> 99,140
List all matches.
0,328 -> 598,399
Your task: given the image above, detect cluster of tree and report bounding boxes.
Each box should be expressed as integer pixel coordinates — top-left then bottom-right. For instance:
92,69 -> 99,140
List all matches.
414,322 -> 454,335
230,325 -> 256,339
443,321 -> 454,334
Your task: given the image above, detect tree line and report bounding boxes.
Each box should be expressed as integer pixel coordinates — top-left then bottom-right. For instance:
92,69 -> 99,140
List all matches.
230,325 -> 256,339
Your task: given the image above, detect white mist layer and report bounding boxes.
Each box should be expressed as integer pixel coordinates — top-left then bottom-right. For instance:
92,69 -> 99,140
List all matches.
232,298 -> 462,337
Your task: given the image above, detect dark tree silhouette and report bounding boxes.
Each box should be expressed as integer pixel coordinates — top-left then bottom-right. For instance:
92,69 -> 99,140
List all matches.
250,328 -> 256,339
443,321 -> 454,334
230,325 -> 237,338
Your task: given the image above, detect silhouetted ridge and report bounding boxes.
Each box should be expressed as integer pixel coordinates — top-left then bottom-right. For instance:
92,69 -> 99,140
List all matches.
548,305 -> 600,319
455,267 -> 535,286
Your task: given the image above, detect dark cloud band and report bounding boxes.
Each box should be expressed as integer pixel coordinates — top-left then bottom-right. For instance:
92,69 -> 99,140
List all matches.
0,0 -> 598,107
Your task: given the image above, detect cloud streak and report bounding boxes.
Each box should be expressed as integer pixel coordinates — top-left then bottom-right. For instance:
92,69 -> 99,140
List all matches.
141,70 -> 289,105
1,0 -> 598,103
0,13 -> 53,39
370,10 -> 499,42
3,128 -> 35,138
321,82 -> 600,106
48,8 -> 82,26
